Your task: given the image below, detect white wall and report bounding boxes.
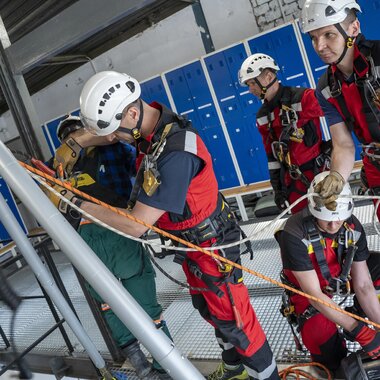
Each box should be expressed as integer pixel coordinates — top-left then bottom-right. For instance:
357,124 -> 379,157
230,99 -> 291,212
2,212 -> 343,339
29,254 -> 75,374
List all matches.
0,0 -> 303,159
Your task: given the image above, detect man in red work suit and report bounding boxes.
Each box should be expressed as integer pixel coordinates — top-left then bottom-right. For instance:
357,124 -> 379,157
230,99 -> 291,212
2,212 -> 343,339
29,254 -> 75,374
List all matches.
239,54 -> 327,213
278,171 -> 380,373
45,71 -> 280,380
300,0 -> 380,220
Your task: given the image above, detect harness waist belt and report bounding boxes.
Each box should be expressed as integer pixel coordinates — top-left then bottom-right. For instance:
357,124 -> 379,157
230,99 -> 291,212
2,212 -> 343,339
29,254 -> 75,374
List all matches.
166,193 -> 233,245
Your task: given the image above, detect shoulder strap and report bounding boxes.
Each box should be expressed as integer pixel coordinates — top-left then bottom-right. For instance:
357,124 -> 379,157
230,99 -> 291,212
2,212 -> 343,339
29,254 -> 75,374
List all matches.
338,223 -> 358,282
305,216 -> 332,282
328,66 -> 357,132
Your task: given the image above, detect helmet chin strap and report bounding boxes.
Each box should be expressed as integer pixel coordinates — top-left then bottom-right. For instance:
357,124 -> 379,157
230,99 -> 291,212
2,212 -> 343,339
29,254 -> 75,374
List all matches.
117,98 -> 144,140
333,23 -> 355,65
254,77 -> 277,100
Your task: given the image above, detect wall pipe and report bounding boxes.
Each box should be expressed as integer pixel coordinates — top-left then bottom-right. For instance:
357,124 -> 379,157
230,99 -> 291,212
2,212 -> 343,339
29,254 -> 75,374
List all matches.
0,140 -> 204,380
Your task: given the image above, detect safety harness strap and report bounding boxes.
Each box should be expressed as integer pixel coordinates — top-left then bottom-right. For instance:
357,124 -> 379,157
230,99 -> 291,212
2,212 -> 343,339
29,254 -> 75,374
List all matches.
186,258 -> 224,297
328,36 -> 380,141
305,217 -> 332,283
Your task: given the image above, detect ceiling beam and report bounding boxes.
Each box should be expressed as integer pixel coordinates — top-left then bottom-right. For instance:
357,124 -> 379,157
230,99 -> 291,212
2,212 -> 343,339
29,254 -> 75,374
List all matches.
5,0 -> 157,74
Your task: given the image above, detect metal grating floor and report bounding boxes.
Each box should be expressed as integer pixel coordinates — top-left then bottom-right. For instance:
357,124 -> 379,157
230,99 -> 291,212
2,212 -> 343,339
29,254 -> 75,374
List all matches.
0,204 -> 378,379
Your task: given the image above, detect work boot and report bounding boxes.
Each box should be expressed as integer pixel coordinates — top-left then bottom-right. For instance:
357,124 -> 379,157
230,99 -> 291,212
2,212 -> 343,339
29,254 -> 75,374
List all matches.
207,362 -> 248,380
121,341 -> 152,379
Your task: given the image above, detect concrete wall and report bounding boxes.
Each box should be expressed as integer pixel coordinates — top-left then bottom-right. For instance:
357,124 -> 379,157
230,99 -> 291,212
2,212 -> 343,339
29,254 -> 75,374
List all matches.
0,0 -> 304,158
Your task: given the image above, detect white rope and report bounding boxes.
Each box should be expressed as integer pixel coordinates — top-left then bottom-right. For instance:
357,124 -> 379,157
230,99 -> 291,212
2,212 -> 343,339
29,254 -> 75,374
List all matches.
32,171 -> 380,252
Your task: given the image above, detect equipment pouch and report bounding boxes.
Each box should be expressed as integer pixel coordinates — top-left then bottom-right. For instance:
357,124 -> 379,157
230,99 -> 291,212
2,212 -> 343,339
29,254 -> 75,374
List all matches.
303,120 -> 318,147
143,167 -> 161,196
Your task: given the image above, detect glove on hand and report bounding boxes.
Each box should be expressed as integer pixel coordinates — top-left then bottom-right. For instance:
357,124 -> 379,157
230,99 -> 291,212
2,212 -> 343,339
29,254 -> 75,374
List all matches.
314,170 -> 345,211
41,182 -> 82,229
274,191 -> 288,210
53,137 -> 82,176
345,321 -> 380,359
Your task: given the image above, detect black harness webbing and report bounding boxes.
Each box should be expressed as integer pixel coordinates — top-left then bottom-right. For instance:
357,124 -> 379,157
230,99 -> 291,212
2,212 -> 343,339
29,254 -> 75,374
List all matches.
305,217 -> 332,283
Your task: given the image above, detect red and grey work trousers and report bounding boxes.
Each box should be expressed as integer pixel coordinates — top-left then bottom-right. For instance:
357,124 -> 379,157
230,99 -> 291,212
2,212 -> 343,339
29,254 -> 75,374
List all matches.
300,312 -> 347,371
182,229 -> 280,380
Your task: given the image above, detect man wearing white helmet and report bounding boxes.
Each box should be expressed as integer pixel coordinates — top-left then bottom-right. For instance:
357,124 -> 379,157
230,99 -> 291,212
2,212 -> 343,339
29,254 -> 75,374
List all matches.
45,71 -> 280,380
238,54 -> 327,213
51,116 -> 174,380
278,171 -> 380,371
300,0 -> 380,221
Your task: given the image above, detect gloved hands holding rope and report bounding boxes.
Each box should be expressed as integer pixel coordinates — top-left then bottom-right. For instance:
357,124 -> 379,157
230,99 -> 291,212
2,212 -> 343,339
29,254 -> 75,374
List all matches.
53,137 -> 82,177
314,170 -> 345,211
346,321 -> 380,359
40,181 -> 83,229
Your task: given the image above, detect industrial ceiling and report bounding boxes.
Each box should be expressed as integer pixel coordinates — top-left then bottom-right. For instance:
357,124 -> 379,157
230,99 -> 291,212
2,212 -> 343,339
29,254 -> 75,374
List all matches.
0,0 -> 194,114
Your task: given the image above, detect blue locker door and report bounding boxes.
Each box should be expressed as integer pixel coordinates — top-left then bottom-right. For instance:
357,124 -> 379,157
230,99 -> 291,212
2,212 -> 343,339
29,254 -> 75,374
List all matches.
0,177 -> 27,241
360,0 -> 380,39
140,76 -> 171,109
182,62 -> 239,188
222,46 -> 269,180
165,65 -> 239,189
248,25 -> 311,88
205,44 -> 268,183
248,30 -> 286,83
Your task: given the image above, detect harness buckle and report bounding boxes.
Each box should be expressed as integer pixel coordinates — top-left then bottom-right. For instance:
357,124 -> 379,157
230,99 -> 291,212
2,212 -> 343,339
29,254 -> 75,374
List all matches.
325,278 -> 350,296
315,152 -> 330,169
362,142 -> 380,161
271,141 -> 288,162
331,80 -> 342,98
288,164 -> 302,180
280,105 -> 298,126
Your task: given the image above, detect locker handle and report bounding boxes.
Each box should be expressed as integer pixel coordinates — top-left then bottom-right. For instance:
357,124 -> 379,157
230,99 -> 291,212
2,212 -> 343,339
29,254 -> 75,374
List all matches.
249,148 -> 254,157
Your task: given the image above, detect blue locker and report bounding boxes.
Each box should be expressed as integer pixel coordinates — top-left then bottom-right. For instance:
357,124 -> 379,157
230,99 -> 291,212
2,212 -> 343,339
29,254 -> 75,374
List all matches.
359,0 -> 380,39
165,62 -> 239,189
0,177 -> 27,241
140,76 -> 171,109
248,24 -> 311,88
204,44 -> 269,184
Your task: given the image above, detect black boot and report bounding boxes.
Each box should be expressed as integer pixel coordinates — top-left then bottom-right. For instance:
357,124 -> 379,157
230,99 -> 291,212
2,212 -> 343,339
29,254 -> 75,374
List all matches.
122,341 -> 152,379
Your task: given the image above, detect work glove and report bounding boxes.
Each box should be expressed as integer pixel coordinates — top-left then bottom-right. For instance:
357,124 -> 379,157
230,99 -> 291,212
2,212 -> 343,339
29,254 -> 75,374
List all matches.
53,137 -> 82,177
314,170 -> 345,211
40,182 -> 82,229
345,321 -> 380,359
274,191 -> 288,211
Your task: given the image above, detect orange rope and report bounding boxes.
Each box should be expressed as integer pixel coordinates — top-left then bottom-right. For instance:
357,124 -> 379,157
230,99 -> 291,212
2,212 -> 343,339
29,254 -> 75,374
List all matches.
19,160 -> 380,330
279,362 -> 332,380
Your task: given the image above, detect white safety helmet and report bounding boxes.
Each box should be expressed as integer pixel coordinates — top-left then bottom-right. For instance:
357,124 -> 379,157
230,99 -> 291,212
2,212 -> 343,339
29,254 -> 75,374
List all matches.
56,115 -> 82,142
300,0 -> 361,33
238,53 -> 280,86
79,71 -> 141,136
308,171 -> 353,221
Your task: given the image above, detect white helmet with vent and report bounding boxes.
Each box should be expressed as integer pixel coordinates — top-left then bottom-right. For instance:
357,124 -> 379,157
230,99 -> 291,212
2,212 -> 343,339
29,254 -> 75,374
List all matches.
80,71 -> 141,136
300,0 -> 361,33
238,53 -> 279,86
